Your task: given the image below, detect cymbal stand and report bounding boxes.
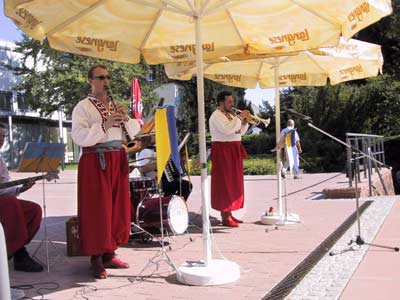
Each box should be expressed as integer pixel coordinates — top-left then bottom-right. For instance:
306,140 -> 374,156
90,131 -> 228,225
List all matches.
329,154 -> 399,255
32,175 -> 68,272
129,184 -> 180,282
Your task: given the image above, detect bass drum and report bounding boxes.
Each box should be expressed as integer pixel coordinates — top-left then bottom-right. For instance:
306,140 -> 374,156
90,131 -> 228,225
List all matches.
136,195 -> 188,235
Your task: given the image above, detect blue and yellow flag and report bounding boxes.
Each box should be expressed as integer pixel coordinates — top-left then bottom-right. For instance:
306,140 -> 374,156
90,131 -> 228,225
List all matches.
155,106 -> 181,183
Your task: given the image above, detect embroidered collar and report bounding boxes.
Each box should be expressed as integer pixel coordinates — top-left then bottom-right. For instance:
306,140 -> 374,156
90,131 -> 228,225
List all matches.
88,94 -> 116,120
218,108 -> 233,121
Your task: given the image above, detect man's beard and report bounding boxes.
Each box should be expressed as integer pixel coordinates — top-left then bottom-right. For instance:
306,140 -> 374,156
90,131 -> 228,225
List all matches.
225,106 -> 233,113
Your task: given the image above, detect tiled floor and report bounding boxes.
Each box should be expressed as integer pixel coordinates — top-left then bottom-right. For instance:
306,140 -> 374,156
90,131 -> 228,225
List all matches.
6,171 -> 399,300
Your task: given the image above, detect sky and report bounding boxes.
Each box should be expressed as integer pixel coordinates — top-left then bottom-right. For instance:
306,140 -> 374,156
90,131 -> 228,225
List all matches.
0,1 -> 275,107
0,1 -> 22,42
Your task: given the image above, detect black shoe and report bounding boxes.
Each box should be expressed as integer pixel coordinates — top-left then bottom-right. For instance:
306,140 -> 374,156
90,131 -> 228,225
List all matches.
13,248 -> 43,272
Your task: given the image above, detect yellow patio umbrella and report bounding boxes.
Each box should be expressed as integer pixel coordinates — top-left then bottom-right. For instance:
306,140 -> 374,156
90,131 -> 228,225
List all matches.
4,1 -> 392,65
165,38 -> 383,87
165,37 -> 384,221
4,0 -> 391,286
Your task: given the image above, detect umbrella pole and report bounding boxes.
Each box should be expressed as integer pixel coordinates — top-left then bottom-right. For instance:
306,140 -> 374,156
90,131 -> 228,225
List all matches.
274,59 -> 283,216
0,224 -> 11,300
260,59 -> 301,225
176,3 -> 240,285
193,19 -> 212,267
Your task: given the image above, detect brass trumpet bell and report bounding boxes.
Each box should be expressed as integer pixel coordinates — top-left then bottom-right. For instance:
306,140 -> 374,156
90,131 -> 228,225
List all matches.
232,108 -> 270,127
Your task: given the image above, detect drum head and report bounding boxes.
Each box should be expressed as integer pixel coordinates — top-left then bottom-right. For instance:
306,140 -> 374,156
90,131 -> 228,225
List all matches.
167,195 -> 189,235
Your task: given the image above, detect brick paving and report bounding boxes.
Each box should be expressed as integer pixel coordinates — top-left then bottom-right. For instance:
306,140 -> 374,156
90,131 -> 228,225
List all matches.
340,197 -> 400,300
6,171 -> 399,300
285,197 -> 396,300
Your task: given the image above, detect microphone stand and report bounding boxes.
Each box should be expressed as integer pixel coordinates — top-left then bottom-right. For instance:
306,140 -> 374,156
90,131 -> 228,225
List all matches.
287,110 -> 398,254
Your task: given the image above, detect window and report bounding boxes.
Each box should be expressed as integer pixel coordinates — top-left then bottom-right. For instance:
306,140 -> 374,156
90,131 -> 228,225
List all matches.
0,91 -> 12,111
17,93 -> 30,111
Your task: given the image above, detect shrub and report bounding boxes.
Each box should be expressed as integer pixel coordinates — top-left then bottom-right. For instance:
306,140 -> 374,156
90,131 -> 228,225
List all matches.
241,133 -> 275,155
189,154 -> 276,176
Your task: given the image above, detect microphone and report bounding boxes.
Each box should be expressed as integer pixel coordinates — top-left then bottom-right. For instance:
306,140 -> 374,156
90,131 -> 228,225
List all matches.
285,109 -> 313,122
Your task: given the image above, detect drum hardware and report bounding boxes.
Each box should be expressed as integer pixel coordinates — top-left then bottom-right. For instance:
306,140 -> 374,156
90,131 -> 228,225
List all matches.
128,132 -> 193,280
128,184 -> 182,282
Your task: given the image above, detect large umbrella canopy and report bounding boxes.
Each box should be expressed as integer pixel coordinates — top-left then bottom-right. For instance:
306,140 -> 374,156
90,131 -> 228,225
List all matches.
4,1 -> 392,65
4,0 -> 392,283
165,38 -> 383,87
164,37 -> 384,217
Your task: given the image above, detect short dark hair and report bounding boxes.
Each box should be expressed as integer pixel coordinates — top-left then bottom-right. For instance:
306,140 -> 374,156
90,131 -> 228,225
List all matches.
0,123 -> 7,129
88,64 -> 108,79
216,91 -> 232,104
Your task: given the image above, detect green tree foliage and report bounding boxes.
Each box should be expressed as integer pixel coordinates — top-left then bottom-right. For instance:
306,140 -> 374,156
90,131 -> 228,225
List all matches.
169,76 -> 246,134
287,76 -> 400,172
11,35 -> 161,117
277,0 -> 400,173
355,0 -> 400,78
10,35 -> 247,139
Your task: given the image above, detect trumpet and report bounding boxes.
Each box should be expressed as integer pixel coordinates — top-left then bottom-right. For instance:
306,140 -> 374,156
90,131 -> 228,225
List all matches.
232,108 -> 271,127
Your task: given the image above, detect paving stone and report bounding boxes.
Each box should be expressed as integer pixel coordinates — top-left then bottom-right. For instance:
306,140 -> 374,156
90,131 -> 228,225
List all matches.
284,197 -> 396,300
6,171 -> 398,300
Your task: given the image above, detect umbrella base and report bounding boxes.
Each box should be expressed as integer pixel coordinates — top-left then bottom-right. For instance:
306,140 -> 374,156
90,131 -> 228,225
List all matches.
260,213 -> 301,225
176,259 -> 240,286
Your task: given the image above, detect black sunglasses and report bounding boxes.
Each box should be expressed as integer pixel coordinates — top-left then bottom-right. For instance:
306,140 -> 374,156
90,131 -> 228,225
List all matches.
93,75 -> 111,80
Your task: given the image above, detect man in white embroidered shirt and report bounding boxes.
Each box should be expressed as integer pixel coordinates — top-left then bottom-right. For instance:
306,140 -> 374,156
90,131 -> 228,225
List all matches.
71,65 -> 140,279
209,91 -> 249,227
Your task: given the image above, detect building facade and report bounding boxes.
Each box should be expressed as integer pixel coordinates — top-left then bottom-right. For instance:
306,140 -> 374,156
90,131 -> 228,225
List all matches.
0,40 -> 77,168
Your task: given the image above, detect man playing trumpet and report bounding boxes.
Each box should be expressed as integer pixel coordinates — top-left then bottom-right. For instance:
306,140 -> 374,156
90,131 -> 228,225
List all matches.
209,91 -> 249,227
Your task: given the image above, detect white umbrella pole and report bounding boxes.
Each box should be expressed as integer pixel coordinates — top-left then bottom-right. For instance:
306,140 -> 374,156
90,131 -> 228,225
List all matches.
193,14 -> 212,266
0,223 -> 11,300
274,60 -> 283,216
261,60 -> 300,225
176,3 -> 240,285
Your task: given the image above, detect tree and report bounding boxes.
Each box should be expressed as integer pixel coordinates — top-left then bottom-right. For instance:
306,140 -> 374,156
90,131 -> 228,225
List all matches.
10,35 -> 247,138
170,75 -> 246,134
11,35 -> 161,117
271,4 -> 400,173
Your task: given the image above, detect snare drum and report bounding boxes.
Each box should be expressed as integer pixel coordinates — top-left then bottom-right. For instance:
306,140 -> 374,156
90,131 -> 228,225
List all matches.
136,195 -> 188,235
129,176 -> 156,192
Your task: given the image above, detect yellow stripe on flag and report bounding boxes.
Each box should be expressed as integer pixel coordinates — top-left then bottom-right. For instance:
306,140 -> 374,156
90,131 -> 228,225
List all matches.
155,108 -> 171,183
184,143 -> 190,175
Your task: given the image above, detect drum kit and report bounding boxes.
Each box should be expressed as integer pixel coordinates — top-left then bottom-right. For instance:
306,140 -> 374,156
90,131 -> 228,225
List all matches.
129,176 -> 189,243
127,118 -> 191,244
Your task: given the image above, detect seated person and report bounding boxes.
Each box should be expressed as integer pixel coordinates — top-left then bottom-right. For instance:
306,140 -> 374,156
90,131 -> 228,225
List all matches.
134,146 -> 192,201
0,123 -> 43,272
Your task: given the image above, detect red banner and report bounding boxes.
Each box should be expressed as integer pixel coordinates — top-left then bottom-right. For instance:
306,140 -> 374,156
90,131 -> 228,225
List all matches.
131,78 -> 143,126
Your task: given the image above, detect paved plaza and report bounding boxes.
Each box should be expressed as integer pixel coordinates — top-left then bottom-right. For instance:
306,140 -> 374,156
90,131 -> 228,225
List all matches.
6,170 -> 400,300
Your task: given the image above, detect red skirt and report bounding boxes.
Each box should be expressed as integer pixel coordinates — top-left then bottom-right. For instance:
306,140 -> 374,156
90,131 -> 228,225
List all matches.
77,149 -> 130,256
211,141 -> 247,212
0,196 -> 42,256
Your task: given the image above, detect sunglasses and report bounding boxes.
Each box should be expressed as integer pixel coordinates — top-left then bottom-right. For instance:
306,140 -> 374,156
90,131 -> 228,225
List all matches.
93,75 -> 111,80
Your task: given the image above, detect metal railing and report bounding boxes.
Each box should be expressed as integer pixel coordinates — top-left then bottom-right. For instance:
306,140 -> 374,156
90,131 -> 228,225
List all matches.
346,133 -> 386,195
